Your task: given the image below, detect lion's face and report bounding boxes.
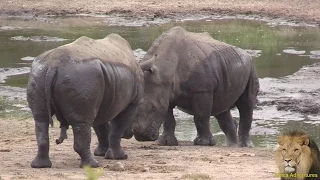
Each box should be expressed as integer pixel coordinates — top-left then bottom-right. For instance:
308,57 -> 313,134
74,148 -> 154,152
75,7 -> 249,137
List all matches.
280,141 -> 304,173
275,133 -> 312,174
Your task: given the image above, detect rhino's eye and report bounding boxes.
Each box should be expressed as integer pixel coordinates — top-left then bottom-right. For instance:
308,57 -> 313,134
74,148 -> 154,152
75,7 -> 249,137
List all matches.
294,148 -> 299,152
282,148 -> 287,151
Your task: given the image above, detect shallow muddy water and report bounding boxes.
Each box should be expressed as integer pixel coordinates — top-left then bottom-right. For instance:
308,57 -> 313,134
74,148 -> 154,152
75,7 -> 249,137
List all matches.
1,16 -> 320,148
1,17 -> 320,86
174,110 -> 320,149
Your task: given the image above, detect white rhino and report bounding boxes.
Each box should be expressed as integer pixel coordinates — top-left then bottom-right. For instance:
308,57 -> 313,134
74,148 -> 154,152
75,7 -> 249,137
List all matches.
133,26 -> 259,147
27,34 -> 144,168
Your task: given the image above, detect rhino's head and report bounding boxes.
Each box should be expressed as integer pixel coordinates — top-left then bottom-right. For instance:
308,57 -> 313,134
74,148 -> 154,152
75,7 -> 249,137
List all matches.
133,54 -> 172,141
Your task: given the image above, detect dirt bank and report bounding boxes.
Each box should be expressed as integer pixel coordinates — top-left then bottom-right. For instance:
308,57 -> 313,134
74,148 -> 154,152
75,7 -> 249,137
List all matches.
1,0 -> 320,26
0,118 -> 276,180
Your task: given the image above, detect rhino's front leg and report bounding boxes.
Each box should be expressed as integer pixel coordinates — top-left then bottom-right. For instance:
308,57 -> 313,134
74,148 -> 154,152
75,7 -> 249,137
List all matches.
192,94 -> 216,146
72,124 -> 99,168
31,120 -> 52,168
122,122 -> 134,139
193,115 -> 216,146
93,123 -> 109,156
156,109 -> 178,146
105,104 -> 137,160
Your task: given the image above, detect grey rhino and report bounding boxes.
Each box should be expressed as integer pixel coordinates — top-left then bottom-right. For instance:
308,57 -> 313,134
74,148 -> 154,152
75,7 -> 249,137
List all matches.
133,26 -> 259,147
27,34 -> 143,168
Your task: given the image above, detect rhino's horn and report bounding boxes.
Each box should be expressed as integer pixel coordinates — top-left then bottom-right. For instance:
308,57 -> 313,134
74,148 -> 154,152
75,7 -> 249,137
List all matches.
140,54 -> 157,72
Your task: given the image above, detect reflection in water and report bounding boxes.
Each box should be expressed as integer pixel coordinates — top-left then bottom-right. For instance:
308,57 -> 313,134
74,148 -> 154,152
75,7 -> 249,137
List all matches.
1,17 -> 320,148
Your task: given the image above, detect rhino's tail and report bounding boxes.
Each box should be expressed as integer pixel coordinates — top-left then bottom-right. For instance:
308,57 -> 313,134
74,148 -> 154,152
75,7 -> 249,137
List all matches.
249,64 -> 260,107
45,67 -> 57,127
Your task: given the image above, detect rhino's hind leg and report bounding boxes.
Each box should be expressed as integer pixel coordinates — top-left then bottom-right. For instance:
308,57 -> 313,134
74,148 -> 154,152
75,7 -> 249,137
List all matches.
215,110 -> 238,147
235,68 -> 258,148
236,101 -> 254,147
31,120 -> 52,168
105,104 -> 137,160
235,91 -> 254,147
93,123 -> 109,156
156,108 -> 178,146
192,94 -> 216,146
72,124 -> 100,168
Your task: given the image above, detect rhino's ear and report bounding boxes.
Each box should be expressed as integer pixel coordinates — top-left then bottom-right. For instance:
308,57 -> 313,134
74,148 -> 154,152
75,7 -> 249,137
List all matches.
140,54 -> 157,72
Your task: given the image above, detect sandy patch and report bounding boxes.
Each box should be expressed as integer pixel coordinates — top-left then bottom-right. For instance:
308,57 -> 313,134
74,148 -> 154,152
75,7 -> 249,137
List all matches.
0,118 -> 277,180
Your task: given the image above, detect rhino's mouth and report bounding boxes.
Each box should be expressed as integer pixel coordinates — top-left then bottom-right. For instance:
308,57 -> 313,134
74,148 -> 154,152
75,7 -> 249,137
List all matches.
134,132 -> 159,141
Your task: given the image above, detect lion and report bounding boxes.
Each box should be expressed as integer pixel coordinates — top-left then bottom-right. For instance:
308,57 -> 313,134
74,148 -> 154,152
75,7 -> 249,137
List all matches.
275,130 -> 320,180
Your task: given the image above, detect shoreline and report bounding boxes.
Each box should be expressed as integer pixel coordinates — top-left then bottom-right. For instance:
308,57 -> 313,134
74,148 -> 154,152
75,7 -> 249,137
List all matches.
1,13 -> 317,28
0,0 -> 320,26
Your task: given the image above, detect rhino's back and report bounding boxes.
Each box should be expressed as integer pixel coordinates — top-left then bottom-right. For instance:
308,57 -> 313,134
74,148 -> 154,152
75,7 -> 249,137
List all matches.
145,26 -> 252,86
142,26 -> 251,74
35,34 -> 140,74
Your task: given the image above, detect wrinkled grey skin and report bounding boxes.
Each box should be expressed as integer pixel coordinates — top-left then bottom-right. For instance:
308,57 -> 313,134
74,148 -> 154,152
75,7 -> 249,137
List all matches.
133,26 -> 259,147
27,34 -> 143,168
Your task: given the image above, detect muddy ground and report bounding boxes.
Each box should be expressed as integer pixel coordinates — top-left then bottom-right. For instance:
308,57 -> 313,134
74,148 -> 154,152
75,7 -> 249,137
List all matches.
0,0 -> 320,180
1,0 -> 320,26
0,118 -> 276,180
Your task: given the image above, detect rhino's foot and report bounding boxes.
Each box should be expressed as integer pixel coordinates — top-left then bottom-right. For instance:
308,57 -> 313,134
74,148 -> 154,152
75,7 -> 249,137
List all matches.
31,156 -> 52,168
226,136 -> 238,147
193,135 -> 216,146
239,139 -> 254,148
105,148 -> 128,160
94,146 -> 108,157
80,157 -> 100,168
156,134 -> 178,146
122,128 -> 133,139
239,134 -> 254,147
226,141 -> 238,147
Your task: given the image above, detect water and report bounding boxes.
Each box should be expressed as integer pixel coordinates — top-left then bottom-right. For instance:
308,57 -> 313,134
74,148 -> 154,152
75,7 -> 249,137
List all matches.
174,113 -> 320,149
1,16 -> 320,148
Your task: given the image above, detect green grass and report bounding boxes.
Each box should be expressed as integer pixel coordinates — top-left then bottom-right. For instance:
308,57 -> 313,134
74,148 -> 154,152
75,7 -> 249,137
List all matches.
84,166 -> 103,180
0,96 -> 7,111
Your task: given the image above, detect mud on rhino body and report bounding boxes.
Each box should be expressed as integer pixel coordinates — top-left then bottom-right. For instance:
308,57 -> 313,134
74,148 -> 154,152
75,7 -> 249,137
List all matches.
133,26 -> 259,147
27,34 -> 144,168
